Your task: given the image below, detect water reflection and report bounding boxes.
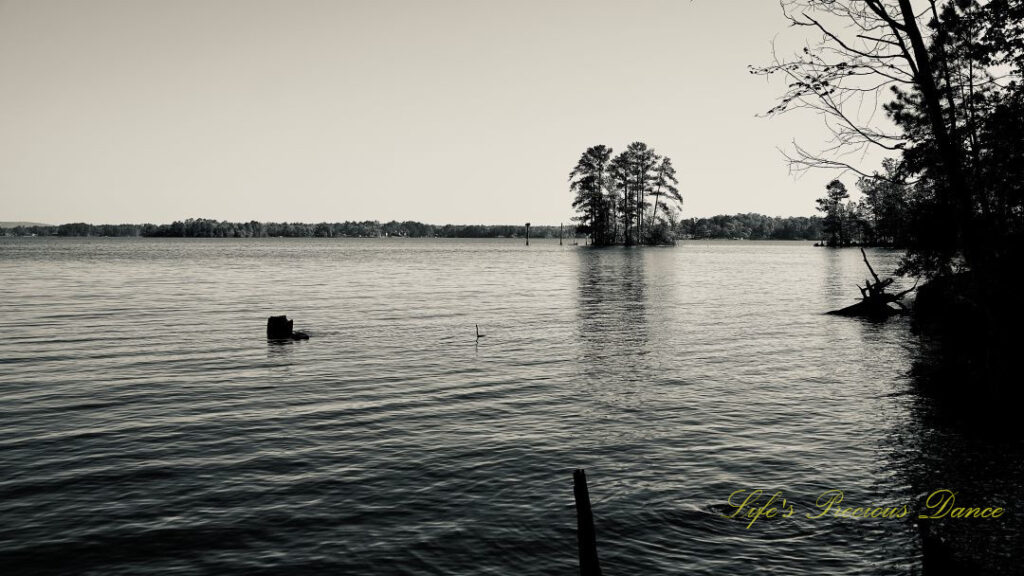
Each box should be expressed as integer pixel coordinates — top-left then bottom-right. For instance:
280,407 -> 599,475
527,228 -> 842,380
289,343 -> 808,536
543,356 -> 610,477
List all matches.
896,362 -> 1024,575
6,238 -> 1021,575
266,338 -> 297,362
576,248 -> 649,366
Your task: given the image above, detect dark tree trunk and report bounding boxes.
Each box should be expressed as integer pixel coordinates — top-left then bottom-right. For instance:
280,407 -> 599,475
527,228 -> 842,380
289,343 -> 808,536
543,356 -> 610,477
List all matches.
897,0 -> 971,258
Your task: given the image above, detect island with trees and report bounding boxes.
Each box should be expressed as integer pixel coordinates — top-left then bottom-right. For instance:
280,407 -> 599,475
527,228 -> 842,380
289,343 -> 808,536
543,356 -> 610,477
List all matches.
569,142 -> 683,246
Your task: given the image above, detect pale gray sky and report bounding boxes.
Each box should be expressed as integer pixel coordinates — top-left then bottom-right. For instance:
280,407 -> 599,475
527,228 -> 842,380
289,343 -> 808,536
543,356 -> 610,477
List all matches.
0,0 -> 872,224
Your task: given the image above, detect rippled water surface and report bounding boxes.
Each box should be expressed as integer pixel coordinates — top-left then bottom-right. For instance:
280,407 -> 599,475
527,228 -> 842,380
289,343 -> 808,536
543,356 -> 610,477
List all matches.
0,238 -> 1018,575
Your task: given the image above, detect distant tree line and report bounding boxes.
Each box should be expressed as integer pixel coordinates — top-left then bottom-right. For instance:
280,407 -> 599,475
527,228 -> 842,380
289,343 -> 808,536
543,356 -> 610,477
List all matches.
0,219 -> 569,239
2,215 -> 830,240
676,214 -> 823,240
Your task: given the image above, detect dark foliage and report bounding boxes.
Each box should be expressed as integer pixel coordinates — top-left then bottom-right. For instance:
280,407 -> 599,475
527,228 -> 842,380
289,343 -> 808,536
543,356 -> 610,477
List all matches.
570,142 -> 683,246
761,0 -> 1024,391
676,213 -> 823,240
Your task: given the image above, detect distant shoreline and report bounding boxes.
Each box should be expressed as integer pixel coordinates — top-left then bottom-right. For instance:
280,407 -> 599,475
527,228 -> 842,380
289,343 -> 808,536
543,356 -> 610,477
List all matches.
1,214 -> 824,241
0,235 -> 821,242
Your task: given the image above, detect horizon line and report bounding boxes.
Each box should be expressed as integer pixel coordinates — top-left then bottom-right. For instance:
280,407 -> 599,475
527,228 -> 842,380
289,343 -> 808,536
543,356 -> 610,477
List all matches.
1,213 -> 823,228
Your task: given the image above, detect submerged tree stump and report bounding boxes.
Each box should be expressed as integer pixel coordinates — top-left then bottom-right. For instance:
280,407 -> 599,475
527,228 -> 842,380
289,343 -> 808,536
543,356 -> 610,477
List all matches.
827,248 -> 917,318
267,315 -> 309,340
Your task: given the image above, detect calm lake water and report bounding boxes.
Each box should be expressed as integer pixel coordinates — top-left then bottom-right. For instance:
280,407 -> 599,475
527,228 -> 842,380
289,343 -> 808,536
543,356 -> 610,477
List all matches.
1,238 -> 1021,575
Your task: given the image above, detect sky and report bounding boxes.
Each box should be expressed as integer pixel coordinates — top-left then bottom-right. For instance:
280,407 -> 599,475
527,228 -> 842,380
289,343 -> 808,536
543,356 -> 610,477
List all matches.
0,0 -> 882,225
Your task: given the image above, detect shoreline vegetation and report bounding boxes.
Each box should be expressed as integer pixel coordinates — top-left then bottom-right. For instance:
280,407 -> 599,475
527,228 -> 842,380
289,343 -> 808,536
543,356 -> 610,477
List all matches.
754,0 -> 1024,414
0,214 -> 826,241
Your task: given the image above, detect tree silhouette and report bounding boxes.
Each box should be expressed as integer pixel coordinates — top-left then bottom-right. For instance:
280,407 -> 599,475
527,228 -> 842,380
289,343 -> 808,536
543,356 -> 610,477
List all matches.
650,156 -> 682,231
762,0 -> 1024,386
570,145 -> 614,246
624,142 -> 659,244
608,150 -> 633,244
816,179 -> 850,247
571,143 -> 682,246
857,159 -> 909,247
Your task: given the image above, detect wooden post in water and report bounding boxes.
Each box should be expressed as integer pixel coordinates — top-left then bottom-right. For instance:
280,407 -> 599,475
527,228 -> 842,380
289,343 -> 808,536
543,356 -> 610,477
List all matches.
573,469 -> 602,576
560,223 -> 564,246
525,222 -> 531,246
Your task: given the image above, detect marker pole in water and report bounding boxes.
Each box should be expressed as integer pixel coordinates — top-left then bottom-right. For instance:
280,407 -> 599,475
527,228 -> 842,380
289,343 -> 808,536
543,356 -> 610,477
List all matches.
526,222 -> 531,246
573,469 -> 602,576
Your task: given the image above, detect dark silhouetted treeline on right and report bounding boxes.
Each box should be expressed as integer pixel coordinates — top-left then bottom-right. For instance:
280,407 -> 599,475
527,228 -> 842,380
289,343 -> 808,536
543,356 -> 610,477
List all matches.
810,165 -> 913,248
759,0 -> 1024,408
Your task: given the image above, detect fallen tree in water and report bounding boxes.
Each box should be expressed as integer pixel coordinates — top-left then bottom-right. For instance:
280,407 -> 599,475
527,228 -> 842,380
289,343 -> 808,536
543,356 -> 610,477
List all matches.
827,248 -> 916,319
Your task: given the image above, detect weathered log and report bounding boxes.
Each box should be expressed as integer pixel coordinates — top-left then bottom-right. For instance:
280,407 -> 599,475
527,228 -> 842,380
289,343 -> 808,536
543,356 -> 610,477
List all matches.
862,247 -> 882,284
827,249 -> 916,318
827,300 -> 904,318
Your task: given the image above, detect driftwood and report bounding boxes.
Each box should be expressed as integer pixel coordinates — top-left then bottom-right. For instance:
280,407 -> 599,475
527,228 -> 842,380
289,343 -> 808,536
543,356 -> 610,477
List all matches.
827,248 -> 917,318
